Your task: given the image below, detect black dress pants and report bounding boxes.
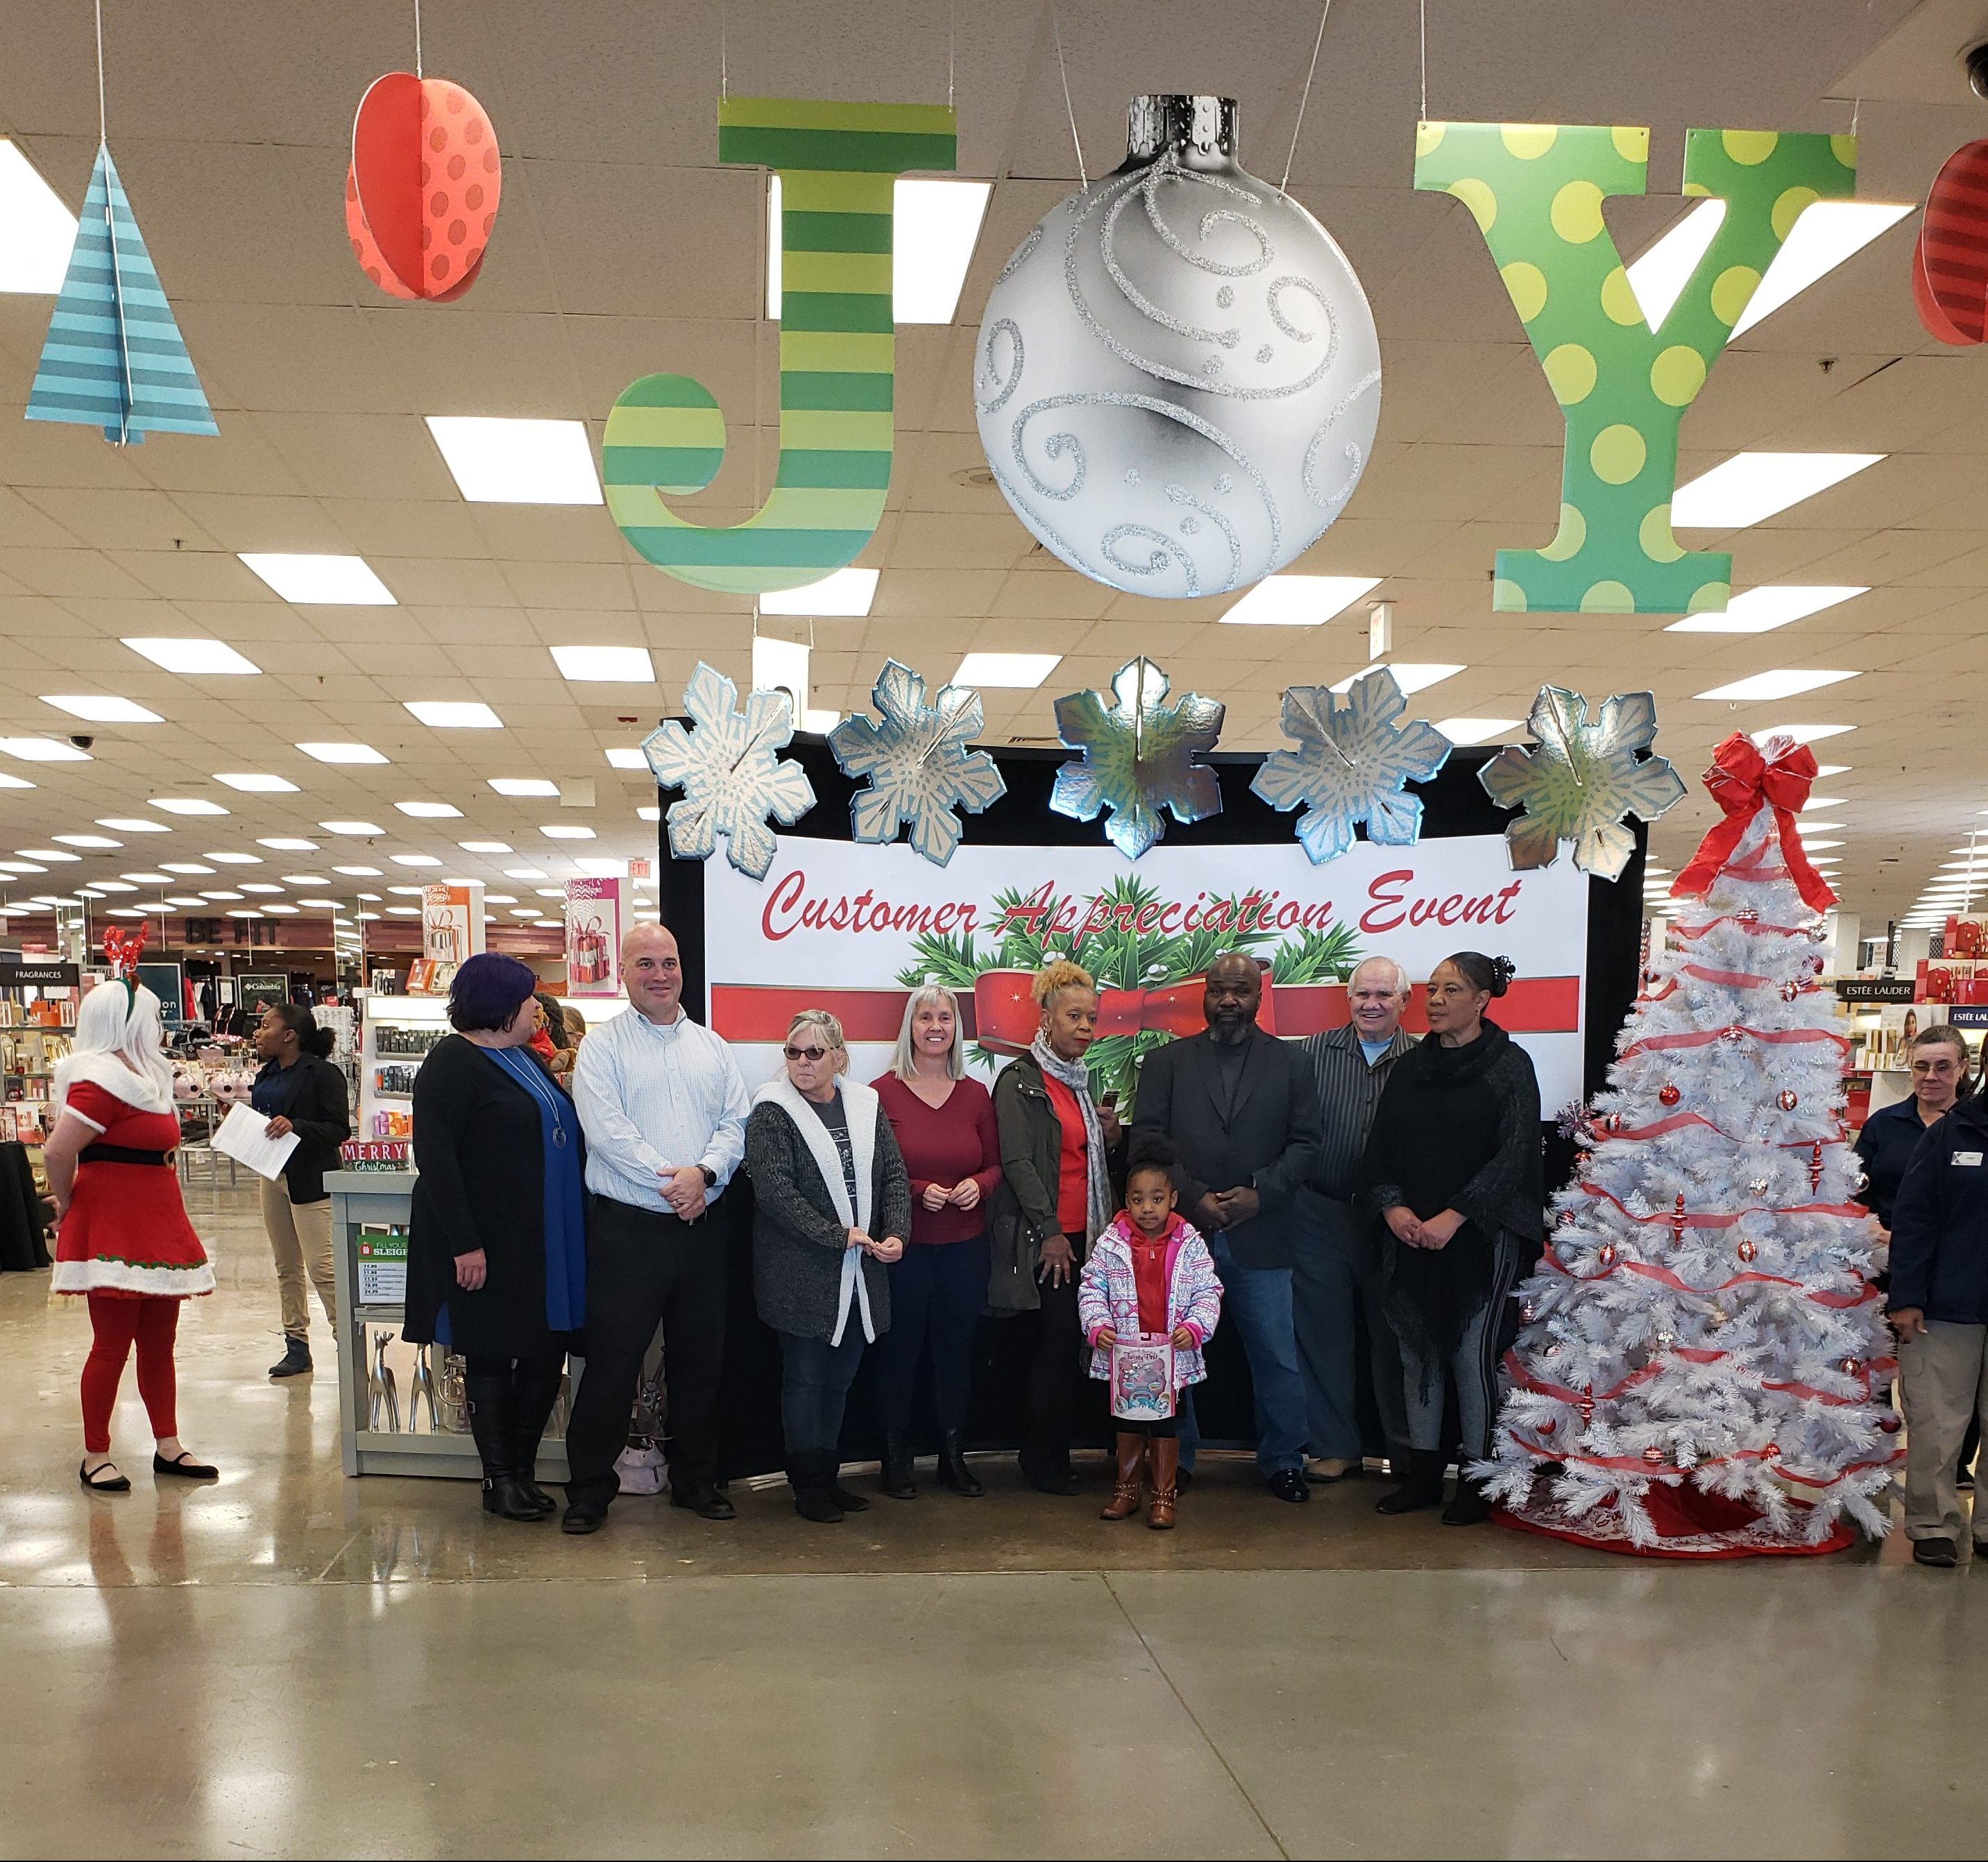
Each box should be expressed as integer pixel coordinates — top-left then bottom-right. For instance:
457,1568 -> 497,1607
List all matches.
566,1197 -> 727,1507
1020,1233 -> 1085,1480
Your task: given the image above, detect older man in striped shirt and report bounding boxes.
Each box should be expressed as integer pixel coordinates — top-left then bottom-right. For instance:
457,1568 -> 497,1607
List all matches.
1296,956 -> 1415,1484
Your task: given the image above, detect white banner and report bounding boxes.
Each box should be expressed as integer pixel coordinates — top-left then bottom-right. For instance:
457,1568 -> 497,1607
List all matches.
702,833 -> 1591,1112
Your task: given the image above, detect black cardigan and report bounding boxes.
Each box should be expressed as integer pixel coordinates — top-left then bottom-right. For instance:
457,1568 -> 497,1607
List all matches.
253,1052 -> 352,1205
403,1035 -> 581,1360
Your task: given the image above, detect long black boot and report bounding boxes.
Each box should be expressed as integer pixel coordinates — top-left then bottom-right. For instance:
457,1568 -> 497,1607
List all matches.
935,1430 -> 983,1498
466,1373 -> 543,1521
509,1354 -> 566,1514
1442,1467 -> 1495,1526
1375,1448 -> 1446,1516
879,1432 -> 918,1500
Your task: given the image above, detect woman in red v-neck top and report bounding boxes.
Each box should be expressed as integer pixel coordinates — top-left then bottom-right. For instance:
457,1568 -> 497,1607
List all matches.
871,985 -> 1003,1500
41,980 -> 217,1496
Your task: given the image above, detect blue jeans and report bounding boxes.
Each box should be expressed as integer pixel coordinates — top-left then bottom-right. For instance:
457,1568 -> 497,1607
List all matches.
776,1328 -> 867,1459
1293,1190 -> 1410,1467
1178,1233 -> 1307,1478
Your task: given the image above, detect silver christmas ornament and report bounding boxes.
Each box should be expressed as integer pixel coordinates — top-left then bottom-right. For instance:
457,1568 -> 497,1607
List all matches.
974,94 -> 1381,598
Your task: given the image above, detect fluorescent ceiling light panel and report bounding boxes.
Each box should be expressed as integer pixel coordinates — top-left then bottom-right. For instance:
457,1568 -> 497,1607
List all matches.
52,833 -> 119,849
405,700 -> 502,729
508,907 -> 539,917
320,820 -> 386,836
550,645 -> 653,684
391,854 -> 443,867
237,882 -> 282,895
1697,669 -> 1858,702
458,840 -> 511,853
0,141 -> 79,292
423,416 -> 604,505
503,866 -> 550,880
0,737 -> 90,761
0,773 -> 33,789
239,553 -> 396,606
1665,584 -> 1867,636
1804,797 -> 1846,812
604,747 -> 647,770
214,772 -> 299,793
397,800 -> 463,818
953,652 -> 1060,689
1218,575 -> 1382,626
637,805 -> 660,822
489,778 -> 560,797
1804,839 -> 1844,850
534,888 -> 567,899
768,176 -> 990,324
1815,763 -> 1851,777
18,848 -> 79,861
120,872 -> 169,883
758,568 -> 879,618
1329,663 -> 1464,695
257,838 -> 318,852
541,824 -> 596,840
296,742 -> 388,765
1734,201 -> 1915,335
205,852 -> 261,865
1433,718 -> 1524,745
121,637 -> 260,675
41,693 -> 162,724
96,818 -> 166,833
1672,452 -> 1883,530
332,865 -> 382,876
262,904 -> 300,915
159,861 -> 214,875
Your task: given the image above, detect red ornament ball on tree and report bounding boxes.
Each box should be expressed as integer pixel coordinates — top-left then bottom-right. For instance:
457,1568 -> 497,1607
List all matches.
1658,1084 -> 1681,1107
1777,1090 -> 1799,1111
1641,1444 -> 1665,1465
1878,1414 -> 1903,1435
1737,1238 -> 1758,1264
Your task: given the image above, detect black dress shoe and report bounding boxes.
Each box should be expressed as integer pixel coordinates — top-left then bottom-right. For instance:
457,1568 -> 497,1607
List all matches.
267,1336 -> 312,1379
1019,1452 -> 1081,1496
1914,1537 -> 1959,1568
561,1504 -> 607,1535
935,1430 -> 983,1498
79,1459 -> 129,1493
668,1486 -> 737,1521
1266,1469 -> 1311,1503
153,1451 -> 219,1481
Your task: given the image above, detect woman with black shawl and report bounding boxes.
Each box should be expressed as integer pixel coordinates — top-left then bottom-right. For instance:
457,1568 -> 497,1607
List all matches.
1362,951 -> 1543,1525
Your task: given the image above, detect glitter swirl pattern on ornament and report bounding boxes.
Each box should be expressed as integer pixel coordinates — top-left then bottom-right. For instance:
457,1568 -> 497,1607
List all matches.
974,95 -> 1382,598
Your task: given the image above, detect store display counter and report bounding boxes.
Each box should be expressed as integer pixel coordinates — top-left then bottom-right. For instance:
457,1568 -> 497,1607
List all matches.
325,1168 -> 570,1482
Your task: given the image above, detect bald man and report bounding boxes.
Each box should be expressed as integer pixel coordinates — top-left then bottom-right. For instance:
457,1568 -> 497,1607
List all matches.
564,924 -> 751,1534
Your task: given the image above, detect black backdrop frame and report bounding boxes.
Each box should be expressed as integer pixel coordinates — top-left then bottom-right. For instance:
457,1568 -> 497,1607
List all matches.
651,737 -> 1646,1478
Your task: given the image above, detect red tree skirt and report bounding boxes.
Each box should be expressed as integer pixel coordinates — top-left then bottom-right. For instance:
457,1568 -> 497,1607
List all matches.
1497,1478 -> 1855,1559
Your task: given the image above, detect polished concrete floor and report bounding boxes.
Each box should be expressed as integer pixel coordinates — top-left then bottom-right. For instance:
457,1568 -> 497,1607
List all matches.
2,1176 -> 1984,1859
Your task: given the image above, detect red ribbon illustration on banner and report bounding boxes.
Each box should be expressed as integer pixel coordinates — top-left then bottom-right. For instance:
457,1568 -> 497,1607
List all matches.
1670,731 -> 1837,913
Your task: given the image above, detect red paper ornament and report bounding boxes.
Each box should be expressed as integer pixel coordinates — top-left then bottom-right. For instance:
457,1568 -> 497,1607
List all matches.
1914,140 -> 1988,345
1777,1089 -> 1798,1111
1658,1084 -> 1681,1107
346,71 -> 502,301
1737,1237 -> 1758,1263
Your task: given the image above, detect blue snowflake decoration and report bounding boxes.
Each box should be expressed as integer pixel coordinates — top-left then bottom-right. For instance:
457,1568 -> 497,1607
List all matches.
1477,686 -> 1684,881
1250,669 -> 1453,865
644,662 -> 816,881
1051,657 -> 1224,860
828,660 -> 1006,867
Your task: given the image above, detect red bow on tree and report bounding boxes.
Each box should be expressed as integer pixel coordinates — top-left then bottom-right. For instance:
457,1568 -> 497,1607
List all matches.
1671,732 -> 1837,913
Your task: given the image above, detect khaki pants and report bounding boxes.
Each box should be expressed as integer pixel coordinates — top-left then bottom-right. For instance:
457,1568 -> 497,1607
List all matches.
1898,1320 -> 1988,1543
262,1178 -> 335,1339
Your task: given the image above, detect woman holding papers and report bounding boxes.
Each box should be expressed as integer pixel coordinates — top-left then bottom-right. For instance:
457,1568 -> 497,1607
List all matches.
43,977 -> 217,1493
251,1004 -> 352,1381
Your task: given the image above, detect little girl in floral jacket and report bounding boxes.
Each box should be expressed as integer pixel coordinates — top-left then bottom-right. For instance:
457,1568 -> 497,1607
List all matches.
1078,1135 -> 1222,1530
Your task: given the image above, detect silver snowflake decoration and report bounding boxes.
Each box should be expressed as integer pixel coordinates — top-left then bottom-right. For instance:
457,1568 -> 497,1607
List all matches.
644,661 -> 816,881
1051,656 -> 1224,859
1478,686 -> 1685,880
828,659 -> 1006,867
1250,668 -> 1452,865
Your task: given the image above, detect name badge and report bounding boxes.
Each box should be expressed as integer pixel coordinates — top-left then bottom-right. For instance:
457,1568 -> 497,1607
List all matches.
1955,1152 -> 1984,1168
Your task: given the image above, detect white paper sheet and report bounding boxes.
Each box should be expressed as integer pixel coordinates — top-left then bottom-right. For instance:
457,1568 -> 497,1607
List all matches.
210,1101 -> 300,1181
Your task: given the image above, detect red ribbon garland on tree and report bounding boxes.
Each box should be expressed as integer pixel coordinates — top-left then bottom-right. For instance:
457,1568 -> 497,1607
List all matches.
1670,732 -> 1837,913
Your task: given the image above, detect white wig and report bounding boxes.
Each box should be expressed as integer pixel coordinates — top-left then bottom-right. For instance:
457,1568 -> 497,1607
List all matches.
53,981 -> 176,1117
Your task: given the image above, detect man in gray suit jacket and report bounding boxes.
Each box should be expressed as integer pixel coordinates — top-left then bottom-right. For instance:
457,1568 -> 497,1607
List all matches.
1132,953 -> 1323,1502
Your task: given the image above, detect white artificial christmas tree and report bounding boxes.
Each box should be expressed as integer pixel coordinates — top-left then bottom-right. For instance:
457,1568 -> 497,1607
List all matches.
1479,734 -> 1901,1556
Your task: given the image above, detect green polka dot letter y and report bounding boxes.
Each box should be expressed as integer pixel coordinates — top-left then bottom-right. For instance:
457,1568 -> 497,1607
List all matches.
602,96 -> 956,595
1413,124 -> 1857,614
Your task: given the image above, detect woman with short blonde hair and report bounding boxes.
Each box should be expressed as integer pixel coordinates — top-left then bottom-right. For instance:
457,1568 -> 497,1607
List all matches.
870,982 -> 1003,1498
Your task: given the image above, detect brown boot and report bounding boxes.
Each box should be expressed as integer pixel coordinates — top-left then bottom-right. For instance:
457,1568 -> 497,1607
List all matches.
1147,1437 -> 1179,1530
1101,1432 -> 1146,1520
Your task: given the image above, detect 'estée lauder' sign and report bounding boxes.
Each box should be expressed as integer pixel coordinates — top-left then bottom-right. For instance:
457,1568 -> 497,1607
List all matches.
705,833 -> 1590,1111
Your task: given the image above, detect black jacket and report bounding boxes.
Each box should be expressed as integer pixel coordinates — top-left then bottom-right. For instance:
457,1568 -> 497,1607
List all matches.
253,1052 -> 351,1205
403,1035 -> 583,1359
1887,1094 -> 1988,1323
1132,1024 -> 1323,1270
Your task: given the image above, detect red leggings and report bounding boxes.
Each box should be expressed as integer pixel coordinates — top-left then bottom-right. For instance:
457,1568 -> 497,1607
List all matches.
81,1294 -> 180,1455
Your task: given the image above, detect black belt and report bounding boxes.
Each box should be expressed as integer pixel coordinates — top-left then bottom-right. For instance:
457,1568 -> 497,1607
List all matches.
80,1143 -> 176,1167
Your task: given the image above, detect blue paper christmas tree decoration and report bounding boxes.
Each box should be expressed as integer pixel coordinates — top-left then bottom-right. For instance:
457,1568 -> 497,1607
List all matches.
26,144 -> 217,445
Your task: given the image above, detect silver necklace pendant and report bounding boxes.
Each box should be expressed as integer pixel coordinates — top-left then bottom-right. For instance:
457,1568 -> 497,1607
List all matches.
552,1122 -> 568,1149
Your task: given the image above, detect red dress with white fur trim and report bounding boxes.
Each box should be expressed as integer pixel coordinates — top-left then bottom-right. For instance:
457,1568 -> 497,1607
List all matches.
52,1079 -> 214,1298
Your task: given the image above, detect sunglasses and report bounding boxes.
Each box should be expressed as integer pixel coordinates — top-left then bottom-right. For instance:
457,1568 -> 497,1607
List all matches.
783,1044 -> 831,1062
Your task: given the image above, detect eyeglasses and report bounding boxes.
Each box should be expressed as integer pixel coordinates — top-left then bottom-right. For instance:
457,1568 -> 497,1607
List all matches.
783,1044 -> 830,1062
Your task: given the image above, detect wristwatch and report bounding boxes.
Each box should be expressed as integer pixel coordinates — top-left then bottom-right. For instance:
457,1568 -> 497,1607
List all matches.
699,1165 -> 717,1188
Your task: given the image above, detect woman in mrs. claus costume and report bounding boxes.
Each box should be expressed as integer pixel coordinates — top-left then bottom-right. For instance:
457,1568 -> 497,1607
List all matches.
42,976 -> 219,1491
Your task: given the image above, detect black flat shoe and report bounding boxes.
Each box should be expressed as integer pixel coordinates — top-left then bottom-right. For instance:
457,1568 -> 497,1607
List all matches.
153,1451 -> 219,1481
79,1459 -> 129,1493
561,1505 -> 606,1535
668,1486 -> 737,1521
1266,1469 -> 1311,1504
1914,1537 -> 1959,1568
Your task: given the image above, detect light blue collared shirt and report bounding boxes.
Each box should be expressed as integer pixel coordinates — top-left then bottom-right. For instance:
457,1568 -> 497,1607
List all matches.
570,1007 -> 750,1215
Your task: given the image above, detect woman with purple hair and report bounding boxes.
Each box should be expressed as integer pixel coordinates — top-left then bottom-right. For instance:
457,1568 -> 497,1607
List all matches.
404,953 -> 587,1522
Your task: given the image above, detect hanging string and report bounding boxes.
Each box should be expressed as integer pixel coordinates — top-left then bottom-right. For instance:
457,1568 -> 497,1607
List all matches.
1418,0 -> 1429,122
948,0 -> 956,109
1280,0 -> 1334,194
93,0 -> 107,143
1050,0 -> 1086,187
1851,93 -> 1862,139
413,0 -> 423,78
720,0 -> 729,101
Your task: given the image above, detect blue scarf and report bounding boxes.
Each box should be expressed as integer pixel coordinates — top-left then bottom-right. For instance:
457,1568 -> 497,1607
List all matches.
482,1043 -> 586,1332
